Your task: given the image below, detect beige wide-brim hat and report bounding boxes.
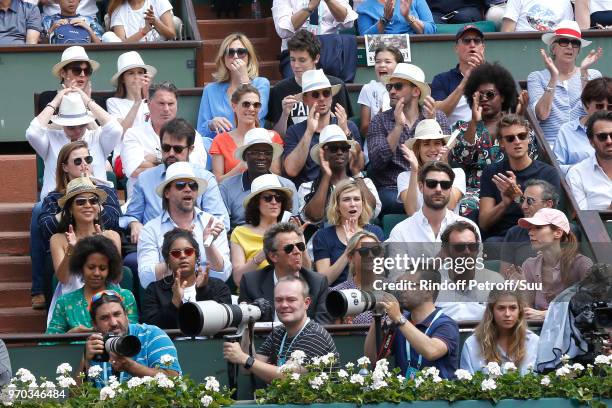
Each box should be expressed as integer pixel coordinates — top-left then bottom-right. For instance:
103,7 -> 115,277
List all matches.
58,177 -> 108,208
155,162 -> 208,197
541,20 -> 592,48
52,46 -> 100,79
51,92 -> 96,127
404,119 -> 450,149
242,174 -> 293,209
309,124 -> 358,165
295,69 -> 342,102
233,128 -> 283,163
383,63 -> 431,104
110,51 -> 157,86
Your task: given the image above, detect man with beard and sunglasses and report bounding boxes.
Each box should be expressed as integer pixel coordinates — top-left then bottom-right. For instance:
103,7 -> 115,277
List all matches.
479,114 -> 559,243
138,161 -> 231,290
239,222 -> 333,324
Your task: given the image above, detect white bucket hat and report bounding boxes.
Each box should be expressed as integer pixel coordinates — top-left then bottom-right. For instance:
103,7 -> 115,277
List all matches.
233,128 -> 283,163
51,93 -> 96,127
542,20 -> 592,48
296,69 -> 342,101
52,46 -> 100,79
242,174 -> 293,209
155,162 -> 208,197
110,51 -> 157,86
404,119 -> 450,149
309,124 -> 358,165
384,63 -> 431,104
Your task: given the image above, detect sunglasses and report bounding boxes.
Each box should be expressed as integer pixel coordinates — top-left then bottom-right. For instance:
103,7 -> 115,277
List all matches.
555,38 -> 581,49
324,144 -> 351,153
170,247 -> 196,259
385,82 -> 406,92
74,196 -> 99,206
357,245 -> 384,257
278,242 -> 306,254
174,180 -> 198,191
161,144 -> 189,154
241,101 -> 262,109
309,89 -> 332,99
245,149 -> 273,157
424,179 -> 452,190
478,90 -> 498,101
90,290 -> 124,307
67,65 -> 92,76
72,155 -> 93,166
261,193 -> 283,203
519,196 -> 545,206
594,132 -> 612,142
226,47 -> 248,58
459,37 -> 483,45
594,102 -> 612,111
501,132 -> 529,143
451,243 -> 480,253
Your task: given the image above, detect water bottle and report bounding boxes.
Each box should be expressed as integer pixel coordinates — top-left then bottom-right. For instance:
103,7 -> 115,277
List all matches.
251,0 -> 262,19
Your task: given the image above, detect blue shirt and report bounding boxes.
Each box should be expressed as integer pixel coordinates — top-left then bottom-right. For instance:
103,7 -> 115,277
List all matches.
120,164 -> 230,231
431,65 -> 462,102
196,77 -> 270,138
356,0 -> 436,35
552,118 -> 594,176
0,0 -> 41,44
90,323 -> 182,388
393,307 -> 459,380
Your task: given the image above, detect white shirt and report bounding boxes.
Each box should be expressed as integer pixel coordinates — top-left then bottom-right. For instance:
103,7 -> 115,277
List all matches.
121,122 -> 208,196
357,81 -> 390,117
105,97 -> 150,163
43,0 -> 98,18
589,0 -> 612,13
448,96 -> 471,128
182,284 -> 197,303
503,0 -> 574,32
566,155 -> 612,210
396,167 -> 466,214
272,0 -> 357,51
110,0 -> 173,42
26,118 -> 122,198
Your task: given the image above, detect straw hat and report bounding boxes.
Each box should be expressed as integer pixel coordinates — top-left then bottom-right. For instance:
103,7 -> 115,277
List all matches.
542,20 -> 592,48
155,162 -> 208,197
309,124 -> 358,165
52,46 -> 100,78
51,92 -> 95,127
242,174 -> 293,209
404,119 -> 450,149
110,51 -> 157,86
518,208 -> 570,234
296,69 -> 342,101
384,63 -> 431,104
58,177 -> 107,208
233,128 -> 283,163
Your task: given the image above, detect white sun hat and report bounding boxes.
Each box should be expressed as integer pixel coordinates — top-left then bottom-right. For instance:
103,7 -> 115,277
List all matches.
233,128 -> 283,163
155,162 -> 208,197
51,92 -> 96,127
309,124 -> 358,165
404,119 -> 450,149
242,173 -> 294,209
384,63 -> 431,104
296,69 -> 342,101
541,20 -> 592,48
51,46 -> 100,79
110,51 -> 157,86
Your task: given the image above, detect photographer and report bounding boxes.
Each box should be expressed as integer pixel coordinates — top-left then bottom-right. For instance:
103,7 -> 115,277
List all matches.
81,291 -> 181,387
223,276 -> 338,384
364,268 -> 459,379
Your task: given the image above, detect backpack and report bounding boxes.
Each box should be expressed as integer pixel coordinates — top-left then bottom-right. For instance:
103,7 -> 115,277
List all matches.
51,23 -> 91,44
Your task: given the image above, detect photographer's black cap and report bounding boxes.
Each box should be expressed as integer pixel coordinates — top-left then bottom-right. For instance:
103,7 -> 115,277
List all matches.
456,24 -> 484,41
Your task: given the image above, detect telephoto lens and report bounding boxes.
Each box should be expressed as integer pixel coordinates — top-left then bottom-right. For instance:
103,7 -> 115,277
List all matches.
93,334 -> 141,362
178,300 -> 264,336
326,289 -> 384,318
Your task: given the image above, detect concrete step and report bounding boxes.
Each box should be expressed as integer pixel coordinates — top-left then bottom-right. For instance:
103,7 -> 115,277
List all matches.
196,18 -> 275,38
0,155 -> 37,203
0,203 -> 34,232
202,37 -> 281,63
0,282 -> 31,307
203,60 -> 281,82
0,307 -> 46,333
0,256 -> 31,283
0,232 -> 30,256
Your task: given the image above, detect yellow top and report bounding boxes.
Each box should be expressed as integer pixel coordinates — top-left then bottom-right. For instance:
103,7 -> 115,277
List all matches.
230,225 -> 269,269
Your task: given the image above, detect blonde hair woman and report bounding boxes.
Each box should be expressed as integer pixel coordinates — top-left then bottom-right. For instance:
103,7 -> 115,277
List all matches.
196,33 -> 270,139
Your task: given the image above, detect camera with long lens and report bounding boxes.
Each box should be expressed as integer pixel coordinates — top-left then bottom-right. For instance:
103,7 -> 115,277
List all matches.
178,298 -> 273,337
92,334 -> 142,362
326,289 -> 387,318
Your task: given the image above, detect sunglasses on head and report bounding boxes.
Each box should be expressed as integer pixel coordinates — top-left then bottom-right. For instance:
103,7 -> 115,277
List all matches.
324,143 -> 351,153
478,90 -> 498,101
161,143 -> 189,154
279,242 -> 306,254
357,245 -> 383,257
170,247 -> 196,259
555,38 -> 581,49
72,155 -> 93,166
261,193 -> 283,203
309,89 -> 332,99
226,47 -> 248,58
241,101 -> 262,109
385,82 -> 406,92
74,196 -> 99,206
174,180 -> 198,191
594,132 -> 612,142
90,290 -> 123,307
501,132 -> 529,143
424,179 -> 452,190
67,65 -> 92,76
460,37 -> 483,45
451,242 -> 480,253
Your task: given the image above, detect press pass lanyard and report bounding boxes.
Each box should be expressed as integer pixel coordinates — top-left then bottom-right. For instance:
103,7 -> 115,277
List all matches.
277,318 -> 310,366
405,310 -> 443,378
102,362 -> 125,385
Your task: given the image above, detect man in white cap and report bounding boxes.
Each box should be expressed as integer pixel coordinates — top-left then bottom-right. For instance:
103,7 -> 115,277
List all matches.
501,0 -> 573,32
283,69 -> 362,189
220,128 -> 298,229
367,62 -> 449,216
138,161 -> 231,289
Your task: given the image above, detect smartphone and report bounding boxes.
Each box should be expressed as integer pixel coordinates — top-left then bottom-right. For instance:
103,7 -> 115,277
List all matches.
440,11 -> 458,22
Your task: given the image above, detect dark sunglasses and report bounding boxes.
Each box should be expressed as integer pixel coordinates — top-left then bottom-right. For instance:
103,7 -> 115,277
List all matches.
501,132 -> 529,143
594,102 -> 612,111
478,90 -> 498,101
174,180 -> 198,191
170,247 -> 196,259
279,242 -> 306,254
594,132 -> 612,142
519,196 -> 545,206
324,144 -> 351,153
67,65 -> 92,76
161,144 -> 189,154
226,47 -> 248,58
261,193 -> 283,203
72,155 -> 93,166
241,101 -> 262,109
460,37 -> 483,45
245,149 -> 273,157
309,89 -> 332,99
74,196 -> 99,206
555,38 -> 581,49
451,243 -> 480,253
385,82 -> 406,92
357,245 -> 384,257
424,179 -> 453,190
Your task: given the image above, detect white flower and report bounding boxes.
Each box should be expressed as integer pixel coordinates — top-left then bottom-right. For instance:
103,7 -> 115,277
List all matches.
571,363 -> 584,372
310,356 -> 322,366
587,364 -> 594,369
15,369 -> 35,384
503,362 -> 517,372
481,378 -> 497,391
157,376 -> 174,389
56,363 -> 72,376
556,365 -> 571,377
99,386 -> 116,400
455,369 -> 473,381
291,373 -> 300,381
374,359 -> 390,377
349,374 -> 364,385
40,381 -> 55,389
279,362 -> 298,373
484,362 -> 502,377
27,382 -> 38,389
200,395 -> 213,407
160,354 -> 175,367
309,375 -> 325,390
432,376 -> 442,383
560,354 -> 571,363
396,374 -> 405,383
141,376 -> 155,385
127,377 -> 143,388
414,377 -> 424,388
338,369 -> 349,379
57,376 -> 76,388
289,350 -> 306,366
371,379 -> 388,390
357,356 -> 370,367
204,376 -> 220,393
321,353 -> 336,366
422,366 -> 440,378
345,362 -> 355,370
87,365 -> 103,379
108,375 -> 120,389
594,355 -> 610,365
540,376 -> 551,386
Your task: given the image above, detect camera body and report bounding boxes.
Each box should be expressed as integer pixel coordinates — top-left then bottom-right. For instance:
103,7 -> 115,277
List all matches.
92,333 -> 142,363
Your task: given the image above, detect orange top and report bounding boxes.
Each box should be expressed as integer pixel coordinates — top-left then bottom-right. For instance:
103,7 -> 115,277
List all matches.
210,130 -> 284,174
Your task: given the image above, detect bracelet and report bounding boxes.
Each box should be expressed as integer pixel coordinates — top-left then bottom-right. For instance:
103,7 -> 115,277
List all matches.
544,86 -> 554,93
141,28 -> 148,37
86,99 -> 94,109
580,75 -> 589,81
46,103 -> 57,112
65,246 -> 73,256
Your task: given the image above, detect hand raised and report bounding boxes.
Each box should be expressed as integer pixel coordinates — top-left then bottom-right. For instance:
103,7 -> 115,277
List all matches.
540,49 -> 559,78
580,47 -> 603,71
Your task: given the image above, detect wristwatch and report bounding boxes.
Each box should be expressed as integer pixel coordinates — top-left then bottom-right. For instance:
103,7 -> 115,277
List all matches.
396,316 -> 408,327
244,356 -> 255,369
379,16 -> 390,25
